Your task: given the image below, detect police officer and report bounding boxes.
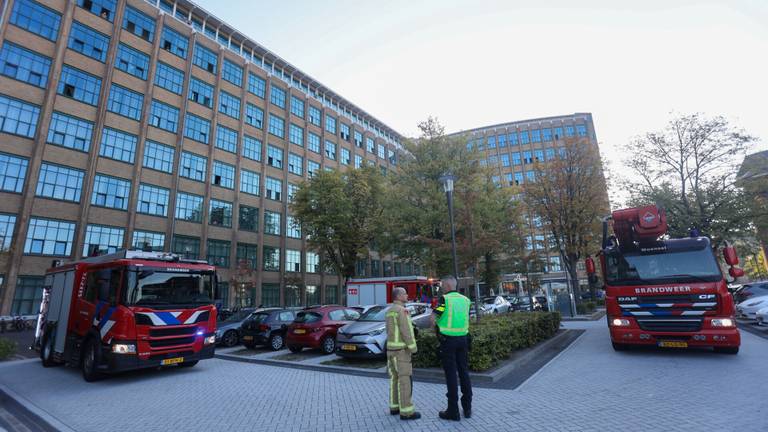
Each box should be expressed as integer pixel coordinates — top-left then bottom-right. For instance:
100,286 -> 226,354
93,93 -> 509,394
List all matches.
433,276 -> 472,421
385,287 -> 421,420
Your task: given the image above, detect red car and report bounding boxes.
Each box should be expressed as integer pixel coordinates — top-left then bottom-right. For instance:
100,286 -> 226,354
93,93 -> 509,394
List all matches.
286,306 -> 361,354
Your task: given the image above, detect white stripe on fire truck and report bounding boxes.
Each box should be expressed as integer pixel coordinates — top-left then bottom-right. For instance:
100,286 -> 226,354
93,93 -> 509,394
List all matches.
138,312 -> 167,326
100,321 -> 115,339
681,311 -> 706,316
184,310 -> 204,324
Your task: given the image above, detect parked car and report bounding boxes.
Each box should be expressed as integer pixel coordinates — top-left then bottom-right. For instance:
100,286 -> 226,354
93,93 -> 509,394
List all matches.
757,307 -> 768,326
285,306 -> 362,354
240,308 -> 297,350
508,295 -> 547,312
336,303 -> 432,359
580,289 -> 605,300
736,295 -> 768,320
734,281 -> 768,304
482,296 -> 512,314
215,308 -> 257,347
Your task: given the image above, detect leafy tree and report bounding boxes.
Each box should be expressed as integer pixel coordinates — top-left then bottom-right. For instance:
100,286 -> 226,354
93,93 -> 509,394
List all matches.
290,166 -> 385,286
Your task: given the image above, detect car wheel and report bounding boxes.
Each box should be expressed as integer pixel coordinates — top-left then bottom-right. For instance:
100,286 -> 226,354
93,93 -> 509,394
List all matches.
81,338 -> 103,382
269,334 -> 284,351
288,345 -> 302,353
179,360 -> 199,368
321,336 -> 336,355
222,330 -> 239,347
714,346 -> 739,355
611,342 -> 629,352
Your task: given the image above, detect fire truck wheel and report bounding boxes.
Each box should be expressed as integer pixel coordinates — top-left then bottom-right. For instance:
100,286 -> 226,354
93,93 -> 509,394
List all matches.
269,334 -> 284,351
321,336 -> 336,355
714,346 -> 739,355
82,338 -> 103,382
40,327 -> 59,367
179,360 -> 199,368
612,342 -> 629,351
222,330 -> 239,347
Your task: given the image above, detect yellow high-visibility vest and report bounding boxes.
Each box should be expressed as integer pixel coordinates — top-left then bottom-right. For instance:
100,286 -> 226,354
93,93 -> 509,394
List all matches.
435,292 -> 470,336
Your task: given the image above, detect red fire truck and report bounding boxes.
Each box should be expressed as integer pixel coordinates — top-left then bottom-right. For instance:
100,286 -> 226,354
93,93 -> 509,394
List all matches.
33,250 -> 218,381
587,205 -> 742,354
346,276 -> 440,307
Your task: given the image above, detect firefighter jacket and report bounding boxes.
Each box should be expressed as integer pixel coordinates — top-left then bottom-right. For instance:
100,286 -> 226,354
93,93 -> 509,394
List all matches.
386,301 -> 418,353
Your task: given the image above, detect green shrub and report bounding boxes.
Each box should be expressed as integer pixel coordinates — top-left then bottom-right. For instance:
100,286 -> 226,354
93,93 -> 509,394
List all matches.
0,337 -> 16,360
576,301 -> 596,315
412,311 -> 562,372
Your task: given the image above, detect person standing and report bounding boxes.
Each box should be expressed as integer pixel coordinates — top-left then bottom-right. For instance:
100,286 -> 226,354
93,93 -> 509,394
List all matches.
385,287 -> 421,420
433,276 -> 472,421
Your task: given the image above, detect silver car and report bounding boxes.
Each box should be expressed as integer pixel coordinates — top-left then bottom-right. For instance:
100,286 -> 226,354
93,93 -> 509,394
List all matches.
482,296 -> 512,314
336,303 -> 433,359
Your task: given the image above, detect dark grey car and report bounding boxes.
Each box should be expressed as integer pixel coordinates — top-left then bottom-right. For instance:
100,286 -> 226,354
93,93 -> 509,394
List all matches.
240,309 -> 297,350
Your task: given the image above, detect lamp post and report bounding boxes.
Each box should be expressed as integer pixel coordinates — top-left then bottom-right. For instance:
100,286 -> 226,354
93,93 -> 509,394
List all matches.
439,174 -> 460,280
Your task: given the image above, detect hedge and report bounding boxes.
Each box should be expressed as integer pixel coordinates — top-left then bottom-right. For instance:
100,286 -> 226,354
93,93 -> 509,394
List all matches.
0,338 -> 16,361
412,312 -> 561,372
576,301 -> 597,315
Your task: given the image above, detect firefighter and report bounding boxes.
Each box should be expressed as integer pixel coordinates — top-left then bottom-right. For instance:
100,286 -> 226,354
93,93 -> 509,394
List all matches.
385,286 -> 421,420
433,276 -> 472,421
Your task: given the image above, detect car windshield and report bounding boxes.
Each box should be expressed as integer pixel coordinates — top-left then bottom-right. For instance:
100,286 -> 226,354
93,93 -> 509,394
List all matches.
483,297 -> 496,304
123,269 -> 214,308
358,306 -> 388,322
222,310 -> 252,323
295,312 -> 322,323
606,244 -> 722,286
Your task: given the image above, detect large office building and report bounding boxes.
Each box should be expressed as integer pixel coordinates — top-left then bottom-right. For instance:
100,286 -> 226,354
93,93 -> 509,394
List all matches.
0,0 -> 411,315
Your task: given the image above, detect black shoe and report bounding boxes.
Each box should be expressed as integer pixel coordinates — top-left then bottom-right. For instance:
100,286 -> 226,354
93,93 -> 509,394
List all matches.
463,408 -> 471,419
400,412 -> 421,420
439,410 -> 460,421
390,409 -> 400,415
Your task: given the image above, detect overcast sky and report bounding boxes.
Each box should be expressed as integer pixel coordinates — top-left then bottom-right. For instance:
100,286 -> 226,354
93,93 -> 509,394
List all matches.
197,0 -> 767,203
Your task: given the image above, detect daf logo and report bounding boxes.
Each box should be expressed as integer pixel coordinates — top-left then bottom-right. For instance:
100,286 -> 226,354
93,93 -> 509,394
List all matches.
642,212 -> 656,223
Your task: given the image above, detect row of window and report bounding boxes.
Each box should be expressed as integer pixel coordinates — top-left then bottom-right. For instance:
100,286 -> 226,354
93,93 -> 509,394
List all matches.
467,125 -> 589,150
483,148 -> 568,168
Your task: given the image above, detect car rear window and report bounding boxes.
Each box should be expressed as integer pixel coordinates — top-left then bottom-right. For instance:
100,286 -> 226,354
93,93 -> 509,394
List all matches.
279,311 -> 295,321
249,312 -> 269,324
295,312 -> 321,323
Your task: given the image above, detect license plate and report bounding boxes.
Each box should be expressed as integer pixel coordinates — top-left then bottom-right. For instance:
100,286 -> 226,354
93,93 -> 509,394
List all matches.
658,341 -> 688,348
341,344 -> 357,351
294,329 -> 306,334
161,357 -> 184,365
242,335 -> 253,341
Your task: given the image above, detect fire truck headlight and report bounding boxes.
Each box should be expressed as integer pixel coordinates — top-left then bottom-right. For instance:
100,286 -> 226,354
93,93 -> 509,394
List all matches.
112,343 -> 136,354
611,318 -> 631,327
204,335 -> 216,345
711,318 -> 734,328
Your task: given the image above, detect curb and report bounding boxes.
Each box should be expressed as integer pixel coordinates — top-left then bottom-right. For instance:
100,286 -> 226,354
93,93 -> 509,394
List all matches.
0,383 -> 76,432
561,309 -> 606,321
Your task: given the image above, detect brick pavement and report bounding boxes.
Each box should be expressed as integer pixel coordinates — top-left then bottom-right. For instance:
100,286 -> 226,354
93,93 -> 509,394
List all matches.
0,319 -> 766,432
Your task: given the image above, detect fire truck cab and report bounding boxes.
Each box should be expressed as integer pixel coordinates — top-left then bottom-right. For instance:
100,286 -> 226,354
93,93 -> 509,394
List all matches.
34,250 -> 218,381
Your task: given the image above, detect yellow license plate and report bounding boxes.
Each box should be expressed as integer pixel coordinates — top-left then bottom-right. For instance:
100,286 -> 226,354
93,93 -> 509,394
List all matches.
294,329 -> 306,334
242,335 -> 253,341
161,357 -> 184,365
658,341 -> 688,348
341,344 -> 357,351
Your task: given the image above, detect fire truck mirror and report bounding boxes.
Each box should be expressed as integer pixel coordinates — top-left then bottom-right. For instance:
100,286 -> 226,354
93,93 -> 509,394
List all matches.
723,246 -> 739,266
729,267 -> 744,279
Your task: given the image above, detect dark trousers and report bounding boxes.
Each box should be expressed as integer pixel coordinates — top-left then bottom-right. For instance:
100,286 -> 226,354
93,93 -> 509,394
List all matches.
439,335 -> 472,412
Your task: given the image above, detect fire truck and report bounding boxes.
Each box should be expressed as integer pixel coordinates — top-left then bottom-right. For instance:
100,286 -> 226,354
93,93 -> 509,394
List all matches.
346,276 -> 440,307
586,205 -> 743,354
33,250 -> 218,381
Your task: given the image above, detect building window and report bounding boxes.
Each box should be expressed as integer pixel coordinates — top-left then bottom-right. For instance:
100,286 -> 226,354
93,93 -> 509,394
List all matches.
161,26 -> 188,58
534,149 -> 544,162
142,141 -> 174,173
245,103 -> 263,129
307,160 -> 320,178
354,131 -> 363,148
286,215 -> 301,238
526,171 -> 536,183
99,128 -> 136,163
508,132 -> 518,146
505,173 -> 513,186
222,59 -> 243,87
154,62 -> 184,95
193,43 -> 217,74
388,149 -> 397,166
68,22 -> 109,62
10,0 -> 61,41
137,184 -> 169,216
340,148 -> 351,165
262,246 -> 280,272
180,152 -> 207,182
0,214 -> 16,251
175,192 -> 203,222
523,151 -> 533,164
377,143 -> 386,159
370,259 -> 380,277
308,106 -> 321,127
501,154 -> 510,167
270,86 -> 286,108
325,285 -> 337,305
290,96 -> 304,118
215,125 -> 238,153
354,155 -> 363,169
514,172 -> 524,185
11,276 -> 44,315
268,114 -> 284,138
188,78 -> 213,108
545,148 -> 556,161
288,153 -> 303,176
308,133 -> 320,153
83,224 -> 123,256
115,44 -> 149,80
511,152 -> 521,165
289,124 -> 304,147
236,243 -> 258,269
325,114 -> 336,134
487,135 -> 496,149
554,127 -> 563,140
324,141 -> 336,160
35,163 -> 83,202
219,91 -> 241,119
242,135 -> 262,161
261,283 -> 279,306
132,230 -> 165,251
91,174 -> 130,209
306,252 -> 319,273
267,145 -> 283,169
240,169 -> 260,196
24,218 -> 75,256
498,134 -> 507,148
107,84 -> 143,120
339,124 -> 350,142
248,73 -> 266,98
148,100 -> 178,133
77,0 -> 116,22
58,66 -> 101,106
184,114 -> 211,144
542,128 -> 553,141
264,210 -> 281,235
530,129 -> 541,143
577,124 -> 588,137
287,183 -> 299,203
125,7 -> 155,41
0,95 -> 39,139
366,137 -> 374,153
172,235 -> 200,259
285,249 -> 301,272
565,125 -> 575,137
519,131 -> 530,144
207,239 -> 230,267
550,256 -> 562,272
239,205 -> 258,232
265,177 -> 282,201
47,112 -> 92,152
211,161 -> 234,189
209,199 -> 233,227
0,42 -> 51,88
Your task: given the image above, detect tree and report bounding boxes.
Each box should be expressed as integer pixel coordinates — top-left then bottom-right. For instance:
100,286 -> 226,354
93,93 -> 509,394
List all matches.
290,166 -> 385,286
524,140 -> 608,301
623,113 -> 757,246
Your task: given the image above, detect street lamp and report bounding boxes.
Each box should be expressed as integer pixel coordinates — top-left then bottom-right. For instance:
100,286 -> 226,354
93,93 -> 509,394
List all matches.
438,173 -> 460,280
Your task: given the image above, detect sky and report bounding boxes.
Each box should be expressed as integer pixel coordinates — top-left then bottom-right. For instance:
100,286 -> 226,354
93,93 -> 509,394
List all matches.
197,0 -> 768,204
